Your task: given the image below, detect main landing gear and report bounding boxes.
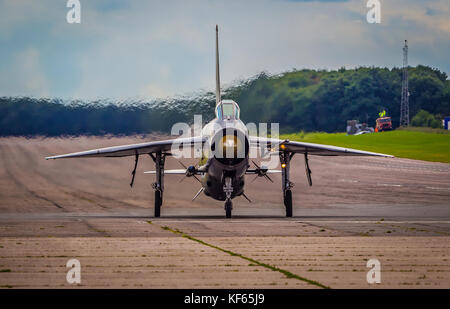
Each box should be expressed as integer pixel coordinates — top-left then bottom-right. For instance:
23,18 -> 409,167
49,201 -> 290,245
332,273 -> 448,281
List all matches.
150,152 -> 166,218
280,151 -> 295,217
154,190 -> 162,217
284,189 -> 292,217
223,177 -> 233,218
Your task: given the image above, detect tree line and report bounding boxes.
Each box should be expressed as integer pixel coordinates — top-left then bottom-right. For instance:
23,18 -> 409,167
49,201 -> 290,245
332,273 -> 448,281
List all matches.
0,65 -> 448,136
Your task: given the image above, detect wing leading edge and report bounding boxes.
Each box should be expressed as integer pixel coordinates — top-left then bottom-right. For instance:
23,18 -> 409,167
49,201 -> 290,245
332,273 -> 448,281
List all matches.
249,136 -> 393,157
45,136 -> 206,159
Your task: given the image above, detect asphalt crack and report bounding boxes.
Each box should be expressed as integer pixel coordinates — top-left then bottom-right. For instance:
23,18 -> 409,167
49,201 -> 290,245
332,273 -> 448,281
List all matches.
149,221 -> 330,289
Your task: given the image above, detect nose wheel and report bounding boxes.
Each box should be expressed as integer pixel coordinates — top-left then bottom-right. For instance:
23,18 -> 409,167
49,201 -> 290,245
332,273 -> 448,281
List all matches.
225,199 -> 232,219
223,177 -> 233,218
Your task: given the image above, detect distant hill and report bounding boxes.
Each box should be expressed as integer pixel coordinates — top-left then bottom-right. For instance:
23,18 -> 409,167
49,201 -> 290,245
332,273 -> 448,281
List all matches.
0,65 -> 448,136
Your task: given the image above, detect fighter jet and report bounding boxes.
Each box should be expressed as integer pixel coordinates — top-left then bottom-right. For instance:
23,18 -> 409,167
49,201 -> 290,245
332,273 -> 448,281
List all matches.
46,26 -> 393,218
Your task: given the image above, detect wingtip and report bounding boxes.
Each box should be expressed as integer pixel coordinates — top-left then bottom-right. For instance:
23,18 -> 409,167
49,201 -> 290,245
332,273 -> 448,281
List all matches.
216,24 -> 218,31
45,155 -> 65,160
380,154 -> 394,158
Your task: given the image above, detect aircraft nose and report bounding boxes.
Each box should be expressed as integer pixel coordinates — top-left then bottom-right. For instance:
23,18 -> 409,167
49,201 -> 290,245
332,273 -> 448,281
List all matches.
210,128 -> 249,163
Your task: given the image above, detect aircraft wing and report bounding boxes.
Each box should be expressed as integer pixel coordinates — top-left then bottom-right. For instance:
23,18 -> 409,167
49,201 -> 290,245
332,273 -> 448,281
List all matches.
45,136 -> 206,159
249,136 -> 393,157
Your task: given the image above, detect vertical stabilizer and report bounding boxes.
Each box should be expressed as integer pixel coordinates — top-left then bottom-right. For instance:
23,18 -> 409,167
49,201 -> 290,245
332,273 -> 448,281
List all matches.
215,25 -> 223,116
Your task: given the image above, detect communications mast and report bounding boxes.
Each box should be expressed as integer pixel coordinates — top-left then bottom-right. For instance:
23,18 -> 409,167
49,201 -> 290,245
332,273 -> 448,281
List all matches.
400,40 -> 410,127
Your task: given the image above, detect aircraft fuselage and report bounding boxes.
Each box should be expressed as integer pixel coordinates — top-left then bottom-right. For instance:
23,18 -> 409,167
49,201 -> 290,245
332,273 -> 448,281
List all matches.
200,117 -> 250,201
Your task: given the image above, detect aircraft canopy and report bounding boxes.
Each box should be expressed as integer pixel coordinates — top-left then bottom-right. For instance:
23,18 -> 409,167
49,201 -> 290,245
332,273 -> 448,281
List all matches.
216,100 -> 240,120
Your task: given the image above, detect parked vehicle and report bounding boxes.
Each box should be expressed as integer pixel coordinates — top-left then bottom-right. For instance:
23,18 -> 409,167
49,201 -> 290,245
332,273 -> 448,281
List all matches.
375,117 -> 392,132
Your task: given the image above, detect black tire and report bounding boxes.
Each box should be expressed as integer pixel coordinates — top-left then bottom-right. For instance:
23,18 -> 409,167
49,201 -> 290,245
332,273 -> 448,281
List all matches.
225,200 -> 232,219
154,190 -> 161,218
284,190 -> 292,217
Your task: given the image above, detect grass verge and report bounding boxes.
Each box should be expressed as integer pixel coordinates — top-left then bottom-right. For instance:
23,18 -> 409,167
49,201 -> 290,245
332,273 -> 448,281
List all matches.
281,127 -> 450,163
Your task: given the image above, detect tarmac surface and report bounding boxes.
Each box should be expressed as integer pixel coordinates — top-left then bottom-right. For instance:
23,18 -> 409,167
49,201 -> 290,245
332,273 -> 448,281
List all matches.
0,136 -> 449,288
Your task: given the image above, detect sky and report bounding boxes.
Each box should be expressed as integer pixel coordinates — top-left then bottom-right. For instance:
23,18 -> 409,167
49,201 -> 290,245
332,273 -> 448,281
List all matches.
0,0 -> 449,100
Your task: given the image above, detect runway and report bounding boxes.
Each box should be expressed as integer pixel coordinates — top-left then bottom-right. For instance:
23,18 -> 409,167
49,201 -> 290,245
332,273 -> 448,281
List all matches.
0,136 -> 449,288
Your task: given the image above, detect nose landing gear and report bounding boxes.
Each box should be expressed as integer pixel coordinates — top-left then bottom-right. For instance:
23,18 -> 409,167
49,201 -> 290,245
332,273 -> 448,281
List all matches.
223,177 -> 233,218
225,200 -> 232,218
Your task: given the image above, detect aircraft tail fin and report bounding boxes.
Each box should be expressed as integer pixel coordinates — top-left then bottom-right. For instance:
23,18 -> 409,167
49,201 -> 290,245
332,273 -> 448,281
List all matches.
215,25 -> 223,115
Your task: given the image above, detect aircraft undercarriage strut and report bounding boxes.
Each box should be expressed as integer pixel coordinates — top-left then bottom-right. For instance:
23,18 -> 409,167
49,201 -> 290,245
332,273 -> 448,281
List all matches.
150,152 -> 166,217
223,177 -> 233,218
280,151 -> 294,217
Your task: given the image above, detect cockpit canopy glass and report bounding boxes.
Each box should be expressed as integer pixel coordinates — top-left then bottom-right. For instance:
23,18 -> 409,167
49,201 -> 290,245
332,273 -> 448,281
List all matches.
216,100 -> 240,120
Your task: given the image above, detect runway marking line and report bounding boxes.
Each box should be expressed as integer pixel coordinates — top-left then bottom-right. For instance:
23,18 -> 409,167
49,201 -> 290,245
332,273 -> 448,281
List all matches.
147,221 -> 330,289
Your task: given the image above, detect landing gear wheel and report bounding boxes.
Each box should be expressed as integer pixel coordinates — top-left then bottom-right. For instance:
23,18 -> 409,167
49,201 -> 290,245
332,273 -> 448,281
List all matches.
154,190 -> 162,218
284,190 -> 292,217
225,200 -> 232,219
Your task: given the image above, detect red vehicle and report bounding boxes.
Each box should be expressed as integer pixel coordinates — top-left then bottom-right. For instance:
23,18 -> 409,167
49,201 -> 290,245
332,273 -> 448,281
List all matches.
375,117 -> 392,132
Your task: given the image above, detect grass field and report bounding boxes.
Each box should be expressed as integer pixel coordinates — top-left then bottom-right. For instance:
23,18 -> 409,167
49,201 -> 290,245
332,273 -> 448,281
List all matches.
281,127 -> 450,163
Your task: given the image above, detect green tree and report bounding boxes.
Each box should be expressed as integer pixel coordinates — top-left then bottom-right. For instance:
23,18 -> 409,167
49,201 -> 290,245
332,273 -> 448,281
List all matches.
411,109 -> 442,128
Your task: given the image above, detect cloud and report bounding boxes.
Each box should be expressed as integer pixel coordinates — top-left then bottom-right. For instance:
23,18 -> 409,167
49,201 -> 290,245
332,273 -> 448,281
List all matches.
285,0 -> 349,2
91,0 -> 132,12
0,0 -> 448,99
0,48 -> 49,97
